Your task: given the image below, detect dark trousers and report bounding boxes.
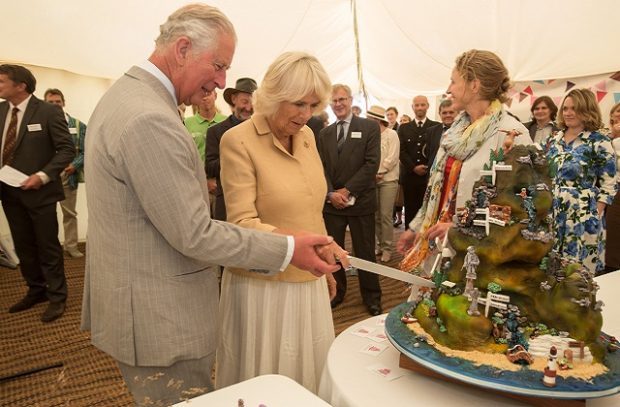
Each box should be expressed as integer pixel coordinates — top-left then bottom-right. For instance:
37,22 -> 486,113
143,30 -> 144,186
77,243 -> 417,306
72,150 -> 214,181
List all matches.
214,193 -> 226,221
323,212 -> 381,306
3,195 -> 67,303
403,181 -> 427,230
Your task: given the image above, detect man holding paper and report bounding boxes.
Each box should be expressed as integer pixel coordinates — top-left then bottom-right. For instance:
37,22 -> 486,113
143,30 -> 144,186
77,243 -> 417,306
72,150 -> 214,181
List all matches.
0,64 -> 75,322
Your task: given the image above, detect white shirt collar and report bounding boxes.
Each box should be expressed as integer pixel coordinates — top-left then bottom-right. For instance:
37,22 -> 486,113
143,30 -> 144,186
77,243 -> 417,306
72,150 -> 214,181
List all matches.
10,94 -> 32,112
137,60 -> 177,105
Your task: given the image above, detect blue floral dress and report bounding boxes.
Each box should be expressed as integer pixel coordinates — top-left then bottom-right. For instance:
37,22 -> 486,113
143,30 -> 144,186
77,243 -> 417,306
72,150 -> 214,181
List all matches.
546,130 -> 618,274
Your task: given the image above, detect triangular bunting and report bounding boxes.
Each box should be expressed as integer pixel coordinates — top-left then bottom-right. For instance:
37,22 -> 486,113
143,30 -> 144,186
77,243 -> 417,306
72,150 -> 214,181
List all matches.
595,79 -> 607,91
596,90 -> 608,103
505,98 -> 513,108
614,93 -> 620,103
519,92 -> 528,102
530,96 -> 537,106
547,79 -> 556,85
565,81 -> 576,92
506,88 -> 518,98
610,71 -> 620,81
534,80 -> 545,85
553,96 -> 563,107
523,85 -> 534,96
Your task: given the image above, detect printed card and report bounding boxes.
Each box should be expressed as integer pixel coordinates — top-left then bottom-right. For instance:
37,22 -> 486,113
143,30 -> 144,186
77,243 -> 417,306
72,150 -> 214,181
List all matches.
366,363 -> 405,381
359,342 -> 388,356
350,326 -> 373,338
368,330 -> 388,343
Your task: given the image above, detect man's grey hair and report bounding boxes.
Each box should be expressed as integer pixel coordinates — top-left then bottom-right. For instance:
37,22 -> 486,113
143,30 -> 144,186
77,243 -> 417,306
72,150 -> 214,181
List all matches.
155,4 -> 237,53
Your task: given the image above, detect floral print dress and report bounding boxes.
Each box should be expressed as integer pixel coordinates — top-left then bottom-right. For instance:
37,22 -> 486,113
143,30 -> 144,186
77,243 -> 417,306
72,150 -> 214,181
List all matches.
546,130 -> 618,274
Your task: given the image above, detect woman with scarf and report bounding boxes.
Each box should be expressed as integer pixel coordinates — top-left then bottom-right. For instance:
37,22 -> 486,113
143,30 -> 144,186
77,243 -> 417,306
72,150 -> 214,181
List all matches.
396,49 -> 531,274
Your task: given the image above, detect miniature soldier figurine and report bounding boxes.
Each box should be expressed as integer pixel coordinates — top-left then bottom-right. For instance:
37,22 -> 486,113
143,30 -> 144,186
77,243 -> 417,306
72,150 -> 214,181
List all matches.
542,346 -> 558,387
467,288 -> 481,316
463,246 -> 480,296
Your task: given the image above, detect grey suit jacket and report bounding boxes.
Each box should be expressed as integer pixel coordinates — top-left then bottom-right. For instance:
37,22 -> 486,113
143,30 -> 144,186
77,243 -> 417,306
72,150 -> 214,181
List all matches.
318,115 -> 380,216
81,66 -> 289,366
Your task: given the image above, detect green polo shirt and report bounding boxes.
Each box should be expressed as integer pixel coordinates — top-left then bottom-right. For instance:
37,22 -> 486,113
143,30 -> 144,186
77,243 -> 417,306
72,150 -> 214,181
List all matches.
184,112 -> 227,163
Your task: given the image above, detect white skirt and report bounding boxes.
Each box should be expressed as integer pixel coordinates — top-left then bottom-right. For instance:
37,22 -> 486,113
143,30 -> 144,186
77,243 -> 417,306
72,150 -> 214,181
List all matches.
215,270 -> 335,393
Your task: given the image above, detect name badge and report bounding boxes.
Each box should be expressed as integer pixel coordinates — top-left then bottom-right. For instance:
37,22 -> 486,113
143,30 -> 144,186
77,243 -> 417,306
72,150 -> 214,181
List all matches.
69,127 -> 78,134
27,123 -> 42,131
351,131 -> 362,139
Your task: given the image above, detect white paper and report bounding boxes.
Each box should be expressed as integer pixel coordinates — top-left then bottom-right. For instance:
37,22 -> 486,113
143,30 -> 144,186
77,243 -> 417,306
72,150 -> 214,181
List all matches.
0,165 -> 28,187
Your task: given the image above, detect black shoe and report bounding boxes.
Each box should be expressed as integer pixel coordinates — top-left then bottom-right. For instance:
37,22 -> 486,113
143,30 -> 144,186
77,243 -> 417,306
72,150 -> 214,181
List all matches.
330,297 -> 343,309
8,295 -> 48,313
41,301 -> 66,322
393,219 -> 402,227
367,304 -> 382,316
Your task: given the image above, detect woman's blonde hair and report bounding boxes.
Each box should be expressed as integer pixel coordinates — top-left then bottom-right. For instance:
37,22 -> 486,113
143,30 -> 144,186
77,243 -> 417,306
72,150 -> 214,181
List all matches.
254,52 -> 331,117
454,49 -> 511,103
557,88 -> 604,131
609,102 -> 620,126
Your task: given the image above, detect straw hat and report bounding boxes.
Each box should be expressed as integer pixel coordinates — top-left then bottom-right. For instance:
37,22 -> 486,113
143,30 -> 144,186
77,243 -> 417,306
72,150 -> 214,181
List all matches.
366,105 -> 388,125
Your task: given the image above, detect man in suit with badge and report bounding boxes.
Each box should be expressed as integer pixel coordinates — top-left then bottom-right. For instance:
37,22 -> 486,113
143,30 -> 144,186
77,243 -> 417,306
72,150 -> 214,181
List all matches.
205,77 -> 256,221
399,95 -> 439,228
0,64 -> 75,322
81,5 -> 340,405
318,84 -> 382,316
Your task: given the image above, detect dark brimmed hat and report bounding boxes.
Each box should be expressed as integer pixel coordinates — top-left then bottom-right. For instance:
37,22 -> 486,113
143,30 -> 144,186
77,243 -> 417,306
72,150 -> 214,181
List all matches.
366,105 -> 388,125
223,77 -> 257,106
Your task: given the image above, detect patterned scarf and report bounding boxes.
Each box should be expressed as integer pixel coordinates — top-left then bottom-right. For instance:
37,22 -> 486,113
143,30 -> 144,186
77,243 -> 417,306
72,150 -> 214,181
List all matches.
401,100 -> 504,271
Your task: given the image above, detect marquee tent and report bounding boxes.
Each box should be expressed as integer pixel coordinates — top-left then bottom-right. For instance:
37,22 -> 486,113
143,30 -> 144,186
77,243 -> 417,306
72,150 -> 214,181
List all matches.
3,0 -> 620,120
1,0 -> 620,243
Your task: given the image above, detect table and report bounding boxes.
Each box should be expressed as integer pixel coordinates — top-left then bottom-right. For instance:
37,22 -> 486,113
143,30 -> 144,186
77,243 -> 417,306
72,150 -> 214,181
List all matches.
319,272 -> 620,407
173,374 -> 331,406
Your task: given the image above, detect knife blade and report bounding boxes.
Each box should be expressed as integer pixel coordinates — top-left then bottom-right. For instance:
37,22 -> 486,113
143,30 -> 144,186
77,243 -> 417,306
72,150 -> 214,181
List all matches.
346,256 -> 435,287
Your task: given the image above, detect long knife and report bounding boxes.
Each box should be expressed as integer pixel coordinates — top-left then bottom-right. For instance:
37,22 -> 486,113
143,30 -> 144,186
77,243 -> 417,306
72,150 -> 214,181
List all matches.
346,256 -> 435,287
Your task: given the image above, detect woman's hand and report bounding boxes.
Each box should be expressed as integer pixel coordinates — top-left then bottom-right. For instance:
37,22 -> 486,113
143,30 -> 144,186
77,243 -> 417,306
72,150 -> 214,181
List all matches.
425,222 -> 452,241
315,241 -> 350,270
396,229 -> 417,254
326,273 -> 337,300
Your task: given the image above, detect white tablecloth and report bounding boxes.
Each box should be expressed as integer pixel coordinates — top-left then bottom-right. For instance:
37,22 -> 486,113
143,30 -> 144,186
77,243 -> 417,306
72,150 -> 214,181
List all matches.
319,272 -> 620,407
173,374 -> 331,406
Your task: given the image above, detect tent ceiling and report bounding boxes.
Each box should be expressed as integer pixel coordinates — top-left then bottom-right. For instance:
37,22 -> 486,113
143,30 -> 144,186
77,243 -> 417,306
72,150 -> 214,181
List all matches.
3,0 -> 620,104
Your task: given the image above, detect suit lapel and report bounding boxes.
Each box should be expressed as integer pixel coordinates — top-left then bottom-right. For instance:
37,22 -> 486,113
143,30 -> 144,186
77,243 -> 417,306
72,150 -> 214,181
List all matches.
0,103 -> 8,144
14,97 -> 38,151
324,122 -> 338,171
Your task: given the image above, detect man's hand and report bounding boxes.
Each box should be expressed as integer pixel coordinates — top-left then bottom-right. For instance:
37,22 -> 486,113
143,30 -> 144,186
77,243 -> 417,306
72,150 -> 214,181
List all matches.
396,229 -> 417,254
206,177 -> 217,194
21,174 -> 43,190
329,191 -> 349,209
375,174 -> 384,182
413,164 -> 428,176
290,234 -> 340,277
64,164 -> 76,175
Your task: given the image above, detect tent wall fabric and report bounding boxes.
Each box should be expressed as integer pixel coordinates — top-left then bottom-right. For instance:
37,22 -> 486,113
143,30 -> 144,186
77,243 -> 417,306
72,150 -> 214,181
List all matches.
2,0 -> 620,121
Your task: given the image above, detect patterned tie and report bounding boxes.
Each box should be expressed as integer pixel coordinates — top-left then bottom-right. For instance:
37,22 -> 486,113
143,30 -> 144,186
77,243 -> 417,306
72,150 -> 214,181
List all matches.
2,107 -> 19,166
417,120 -> 423,128
337,120 -> 346,153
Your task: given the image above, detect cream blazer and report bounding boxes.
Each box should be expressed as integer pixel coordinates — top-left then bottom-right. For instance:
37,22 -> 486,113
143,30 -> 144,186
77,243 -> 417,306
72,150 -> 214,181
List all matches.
220,114 -> 328,282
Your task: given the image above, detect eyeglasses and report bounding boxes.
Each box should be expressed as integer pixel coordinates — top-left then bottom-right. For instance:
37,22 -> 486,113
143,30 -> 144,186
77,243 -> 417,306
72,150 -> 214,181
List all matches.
331,97 -> 350,105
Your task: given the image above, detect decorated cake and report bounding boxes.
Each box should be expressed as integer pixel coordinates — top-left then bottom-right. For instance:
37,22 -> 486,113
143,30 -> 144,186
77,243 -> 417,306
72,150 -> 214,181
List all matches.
395,144 -> 618,390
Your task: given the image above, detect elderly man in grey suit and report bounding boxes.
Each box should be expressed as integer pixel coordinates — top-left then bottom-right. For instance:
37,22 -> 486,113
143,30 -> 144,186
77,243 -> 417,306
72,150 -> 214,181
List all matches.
81,4 -> 340,405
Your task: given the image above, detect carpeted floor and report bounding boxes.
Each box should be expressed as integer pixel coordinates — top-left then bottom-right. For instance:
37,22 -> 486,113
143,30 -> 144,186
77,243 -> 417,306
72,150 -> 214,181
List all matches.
0,228 -> 409,406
